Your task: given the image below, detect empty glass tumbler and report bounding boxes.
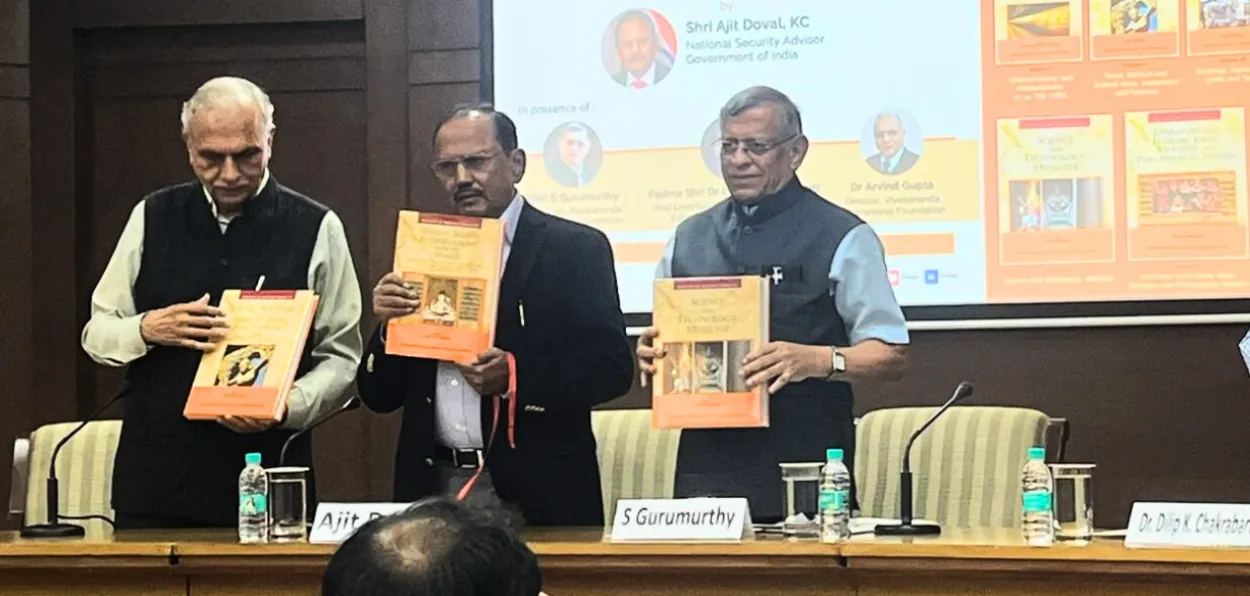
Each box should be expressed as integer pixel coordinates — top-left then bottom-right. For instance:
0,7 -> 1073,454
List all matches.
266,466 -> 310,543
1049,463 -> 1095,544
779,462 -> 823,537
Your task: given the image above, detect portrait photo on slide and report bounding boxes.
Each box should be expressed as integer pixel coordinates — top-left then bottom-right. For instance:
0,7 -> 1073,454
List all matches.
542,121 -> 604,188
602,8 -> 679,90
860,109 -> 926,176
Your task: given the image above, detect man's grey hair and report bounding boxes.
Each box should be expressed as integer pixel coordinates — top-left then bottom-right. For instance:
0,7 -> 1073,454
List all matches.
561,122 -> 590,137
874,112 -> 905,131
614,10 -> 657,40
180,76 -> 275,134
719,86 -> 803,138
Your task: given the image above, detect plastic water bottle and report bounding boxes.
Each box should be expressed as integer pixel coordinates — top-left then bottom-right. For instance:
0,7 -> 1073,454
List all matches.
819,448 -> 851,543
238,452 -> 269,544
1021,446 -> 1054,547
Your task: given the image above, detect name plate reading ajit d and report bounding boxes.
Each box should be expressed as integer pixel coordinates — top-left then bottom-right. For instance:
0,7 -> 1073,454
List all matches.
1126,502 -> 1250,548
609,498 -> 753,543
309,502 -> 411,544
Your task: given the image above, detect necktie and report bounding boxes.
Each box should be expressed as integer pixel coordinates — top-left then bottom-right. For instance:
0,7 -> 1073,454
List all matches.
882,155 -> 891,172
631,79 -> 647,89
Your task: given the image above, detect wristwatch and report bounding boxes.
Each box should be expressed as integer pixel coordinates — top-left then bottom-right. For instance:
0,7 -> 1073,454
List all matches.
825,347 -> 846,380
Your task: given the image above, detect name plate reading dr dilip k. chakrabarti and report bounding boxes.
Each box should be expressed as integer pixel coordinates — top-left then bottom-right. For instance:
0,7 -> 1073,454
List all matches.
1126,502 -> 1250,548
609,498 -> 753,542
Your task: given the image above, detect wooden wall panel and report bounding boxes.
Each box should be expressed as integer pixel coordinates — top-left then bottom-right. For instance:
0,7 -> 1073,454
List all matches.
408,0 -> 478,51
0,0 -> 31,530
362,0 -> 410,497
0,65 -> 29,98
0,0 -> 28,64
73,0 -> 363,29
407,50 -> 481,85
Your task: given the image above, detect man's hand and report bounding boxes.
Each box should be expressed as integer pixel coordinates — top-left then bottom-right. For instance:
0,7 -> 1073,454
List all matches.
739,342 -> 833,395
456,347 -> 511,396
139,294 -> 229,351
373,272 -> 420,323
635,326 -> 664,387
217,415 -> 276,434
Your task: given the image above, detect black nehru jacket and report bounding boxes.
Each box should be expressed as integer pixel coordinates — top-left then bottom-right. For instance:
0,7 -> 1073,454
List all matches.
668,176 -> 865,522
111,179 -> 327,526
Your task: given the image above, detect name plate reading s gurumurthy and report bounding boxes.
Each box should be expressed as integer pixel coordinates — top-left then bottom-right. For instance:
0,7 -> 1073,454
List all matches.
309,502 -> 411,544
1126,502 -> 1250,548
609,498 -> 753,543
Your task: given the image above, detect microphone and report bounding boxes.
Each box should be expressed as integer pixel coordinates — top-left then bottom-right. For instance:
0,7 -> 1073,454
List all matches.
21,380 -> 131,538
278,395 -> 361,466
873,381 -> 974,537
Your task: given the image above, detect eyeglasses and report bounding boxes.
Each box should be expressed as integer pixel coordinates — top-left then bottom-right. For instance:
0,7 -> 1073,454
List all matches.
430,151 -> 500,179
715,134 -> 799,158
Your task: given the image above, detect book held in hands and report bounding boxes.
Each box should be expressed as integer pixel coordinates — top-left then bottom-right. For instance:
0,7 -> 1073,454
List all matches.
651,276 -> 770,429
385,210 -> 505,362
184,289 -> 320,421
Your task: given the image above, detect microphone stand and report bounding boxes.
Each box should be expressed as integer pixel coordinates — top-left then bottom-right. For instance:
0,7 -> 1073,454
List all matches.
873,382 -> 974,537
278,396 -> 361,466
21,382 -> 131,538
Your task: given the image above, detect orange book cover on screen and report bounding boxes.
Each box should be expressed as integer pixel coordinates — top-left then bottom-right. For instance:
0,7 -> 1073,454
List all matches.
652,276 -> 770,429
385,210 -> 504,362
184,289 -> 319,421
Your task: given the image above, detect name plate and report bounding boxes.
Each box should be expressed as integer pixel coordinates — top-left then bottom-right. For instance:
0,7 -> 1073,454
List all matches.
309,502 -> 410,544
609,498 -> 753,542
1126,502 -> 1250,548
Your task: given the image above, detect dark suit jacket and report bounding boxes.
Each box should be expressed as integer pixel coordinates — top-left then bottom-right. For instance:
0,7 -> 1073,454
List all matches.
547,161 -> 595,188
866,148 -> 920,175
357,203 -> 634,526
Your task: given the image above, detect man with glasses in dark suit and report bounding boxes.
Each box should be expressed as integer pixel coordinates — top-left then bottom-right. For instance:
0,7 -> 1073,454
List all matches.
636,86 -> 910,524
357,103 -> 633,527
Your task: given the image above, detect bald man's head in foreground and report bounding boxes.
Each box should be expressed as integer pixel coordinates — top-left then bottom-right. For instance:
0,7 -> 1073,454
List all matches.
321,497 -> 542,596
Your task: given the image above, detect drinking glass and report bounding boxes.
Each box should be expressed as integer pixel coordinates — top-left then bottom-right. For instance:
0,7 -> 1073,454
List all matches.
1049,463 -> 1095,544
266,466 -> 309,543
779,462 -> 823,537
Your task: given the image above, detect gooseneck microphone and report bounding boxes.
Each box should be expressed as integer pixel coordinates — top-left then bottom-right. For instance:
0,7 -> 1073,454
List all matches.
20,381 -> 131,538
278,395 -> 361,466
873,381 -> 974,537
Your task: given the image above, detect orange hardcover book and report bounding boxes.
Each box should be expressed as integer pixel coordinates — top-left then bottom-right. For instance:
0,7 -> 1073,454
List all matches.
385,210 -> 505,362
184,289 -> 320,421
652,276 -> 770,429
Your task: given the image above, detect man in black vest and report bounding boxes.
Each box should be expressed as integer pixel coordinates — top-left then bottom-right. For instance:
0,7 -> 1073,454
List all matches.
81,76 -> 363,529
636,86 -> 910,523
357,104 -> 633,526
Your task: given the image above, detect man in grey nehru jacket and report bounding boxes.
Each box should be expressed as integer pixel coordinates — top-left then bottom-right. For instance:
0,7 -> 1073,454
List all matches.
636,86 -> 910,523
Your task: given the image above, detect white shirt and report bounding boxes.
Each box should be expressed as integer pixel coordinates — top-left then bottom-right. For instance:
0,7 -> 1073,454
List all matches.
435,193 -> 525,449
79,171 -> 364,430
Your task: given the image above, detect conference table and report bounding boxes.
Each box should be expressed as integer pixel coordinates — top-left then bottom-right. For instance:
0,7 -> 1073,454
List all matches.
2,527 -> 1250,595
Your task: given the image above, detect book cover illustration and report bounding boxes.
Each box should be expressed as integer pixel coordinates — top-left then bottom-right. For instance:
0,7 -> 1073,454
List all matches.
215,344 -> 275,387
184,289 -> 319,421
652,276 -> 770,429
385,211 -> 504,363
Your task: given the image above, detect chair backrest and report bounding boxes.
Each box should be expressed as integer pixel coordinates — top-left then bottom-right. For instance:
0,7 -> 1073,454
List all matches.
854,406 -> 1050,529
1045,417 -> 1070,463
591,409 -> 681,523
9,435 -> 30,519
24,420 -> 123,533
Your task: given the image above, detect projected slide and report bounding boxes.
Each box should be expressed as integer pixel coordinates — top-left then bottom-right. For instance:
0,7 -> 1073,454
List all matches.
492,0 -> 1250,315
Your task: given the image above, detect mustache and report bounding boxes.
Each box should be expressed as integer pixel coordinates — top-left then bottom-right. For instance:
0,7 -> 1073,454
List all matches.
453,184 -> 484,199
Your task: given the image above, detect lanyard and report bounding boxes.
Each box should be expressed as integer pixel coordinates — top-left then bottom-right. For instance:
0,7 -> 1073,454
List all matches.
455,352 -> 517,501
